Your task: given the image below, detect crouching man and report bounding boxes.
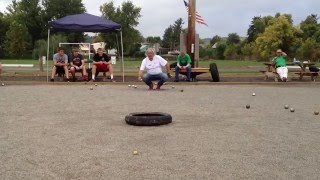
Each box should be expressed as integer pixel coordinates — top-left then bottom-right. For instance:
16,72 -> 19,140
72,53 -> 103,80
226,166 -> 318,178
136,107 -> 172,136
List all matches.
138,48 -> 172,90
272,49 -> 288,82
69,48 -> 87,81
50,47 -> 69,82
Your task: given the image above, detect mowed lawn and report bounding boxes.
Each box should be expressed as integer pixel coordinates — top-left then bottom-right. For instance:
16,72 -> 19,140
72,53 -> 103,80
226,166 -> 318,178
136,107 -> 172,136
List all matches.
0,59 -> 264,68
1,59 -> 319,76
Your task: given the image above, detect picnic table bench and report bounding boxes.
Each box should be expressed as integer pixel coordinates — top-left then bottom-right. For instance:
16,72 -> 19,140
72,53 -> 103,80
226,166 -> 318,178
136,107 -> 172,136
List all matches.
261,62 -> 319,82
170,63 -> 220,82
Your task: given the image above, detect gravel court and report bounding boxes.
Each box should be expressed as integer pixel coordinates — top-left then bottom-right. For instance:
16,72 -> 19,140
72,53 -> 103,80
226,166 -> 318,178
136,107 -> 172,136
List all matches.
0,84 -> 320,179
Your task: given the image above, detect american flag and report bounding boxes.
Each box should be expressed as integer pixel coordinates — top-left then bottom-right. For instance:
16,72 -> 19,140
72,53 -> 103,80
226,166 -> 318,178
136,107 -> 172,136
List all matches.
183,0 -> 208,26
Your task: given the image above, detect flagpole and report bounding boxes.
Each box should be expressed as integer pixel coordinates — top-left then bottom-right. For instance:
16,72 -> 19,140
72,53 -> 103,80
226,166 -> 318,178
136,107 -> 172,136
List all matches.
187,0 -> 196,68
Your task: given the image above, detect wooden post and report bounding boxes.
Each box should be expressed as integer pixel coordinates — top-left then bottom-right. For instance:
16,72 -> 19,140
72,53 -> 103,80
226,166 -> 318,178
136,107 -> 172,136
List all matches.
187,0 -> 196,68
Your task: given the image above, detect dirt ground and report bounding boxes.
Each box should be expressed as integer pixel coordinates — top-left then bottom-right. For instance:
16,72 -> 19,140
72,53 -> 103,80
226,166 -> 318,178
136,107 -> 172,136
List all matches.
0,84 -> 320,179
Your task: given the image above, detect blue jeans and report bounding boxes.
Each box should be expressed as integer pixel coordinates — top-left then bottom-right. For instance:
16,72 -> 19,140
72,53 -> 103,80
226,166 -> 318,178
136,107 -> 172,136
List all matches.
175,66 -> 191,81
143,73 -> 168,87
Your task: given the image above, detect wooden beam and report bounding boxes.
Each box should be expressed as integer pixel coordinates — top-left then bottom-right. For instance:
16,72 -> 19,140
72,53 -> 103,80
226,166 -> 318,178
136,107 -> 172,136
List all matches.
187,0 -> 196,68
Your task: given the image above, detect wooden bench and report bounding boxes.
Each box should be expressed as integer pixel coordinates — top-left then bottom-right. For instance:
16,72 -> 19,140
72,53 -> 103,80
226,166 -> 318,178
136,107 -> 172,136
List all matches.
171,68 -> 210,81
295,72 -> 319,81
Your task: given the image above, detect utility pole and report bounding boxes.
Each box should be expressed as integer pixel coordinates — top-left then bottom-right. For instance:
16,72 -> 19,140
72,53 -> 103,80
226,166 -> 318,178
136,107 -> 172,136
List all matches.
187,0 -> 196,68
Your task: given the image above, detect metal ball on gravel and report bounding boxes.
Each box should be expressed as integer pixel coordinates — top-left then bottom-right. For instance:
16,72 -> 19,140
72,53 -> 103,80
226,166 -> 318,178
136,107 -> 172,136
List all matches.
314,111 -> 319,115
95,84 -> 98,86
252,93 -> 256,96
246,105 -> 251,109
128,85 -> 131,87
181,89 -> 184,92
284,105 -> 289,109
90,87 -> 93,90
134,86 -> 137,88
290,108 -> 295,113
171,86 -> 175,89
133,151 -> 138,155
1,83 -> 4,86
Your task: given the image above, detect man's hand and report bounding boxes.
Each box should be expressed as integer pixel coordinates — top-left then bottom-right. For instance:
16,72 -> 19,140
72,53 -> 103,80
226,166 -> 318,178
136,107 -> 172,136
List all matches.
178,65 -> 182,69
138,76 -> 143,82
75,66 -> 80,70
167,73 -> 172,78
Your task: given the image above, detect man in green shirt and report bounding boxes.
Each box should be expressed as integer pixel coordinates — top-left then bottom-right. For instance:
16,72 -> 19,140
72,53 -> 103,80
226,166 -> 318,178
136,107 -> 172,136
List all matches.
272,49 -> 288,82
175,51 -> 192,82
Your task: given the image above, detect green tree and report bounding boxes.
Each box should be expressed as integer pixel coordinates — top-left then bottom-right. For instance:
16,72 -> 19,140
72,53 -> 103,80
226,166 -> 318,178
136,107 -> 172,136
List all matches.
162,18 -> 184,50
215,42 -> 227,59
0,13 -> 10,58
297,38 -> 320,61
255,15 -> 302,60
42,0 -> 85,20
100,1 -> 142,55
247,16 -> 268,43
146,36 -> 162,44
162,25 -> 174,49
300,14 -> 319,40
226,33 -> 241,45
32,39 -> 48,71
42,0 -> 86,42
8,0 -> 44,43
210,35 -> 221,45
5,21 -> 31,58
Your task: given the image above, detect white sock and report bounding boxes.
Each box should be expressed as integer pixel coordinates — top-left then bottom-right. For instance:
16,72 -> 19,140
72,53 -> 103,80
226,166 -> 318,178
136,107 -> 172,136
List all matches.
92,75 -> 95,80
110,74 -> 114,79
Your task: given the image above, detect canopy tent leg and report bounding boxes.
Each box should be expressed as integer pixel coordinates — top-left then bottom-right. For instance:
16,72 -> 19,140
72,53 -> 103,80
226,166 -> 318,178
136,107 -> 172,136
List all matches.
120,30 -> 125,82
46,29 -> 50,82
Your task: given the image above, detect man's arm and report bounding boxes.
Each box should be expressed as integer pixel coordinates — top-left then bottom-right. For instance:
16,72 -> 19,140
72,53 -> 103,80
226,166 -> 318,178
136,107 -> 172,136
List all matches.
185,55 -> 192,68
176,56 -> 182,68
165,63 -> 172,78
138,70 -> 143,81
282,52 -> 287,57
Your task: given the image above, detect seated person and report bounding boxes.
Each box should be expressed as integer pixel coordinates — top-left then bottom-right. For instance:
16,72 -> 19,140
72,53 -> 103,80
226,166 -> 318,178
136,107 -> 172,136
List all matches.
175,51 -> 192,82
138,48 -> 172,90
272,49 -> 288,82
51,47 -> 69,82
69,48 -> 87,81
91,48 -> 115,82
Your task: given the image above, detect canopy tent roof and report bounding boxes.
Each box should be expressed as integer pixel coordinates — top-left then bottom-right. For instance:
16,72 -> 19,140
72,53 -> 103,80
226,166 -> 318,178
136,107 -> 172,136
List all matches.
48,13 -> 121,32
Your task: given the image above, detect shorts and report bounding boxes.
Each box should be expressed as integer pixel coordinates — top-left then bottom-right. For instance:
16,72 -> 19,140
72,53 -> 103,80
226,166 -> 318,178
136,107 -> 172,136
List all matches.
54,66 -> 65,76
70,66 -> 83,72
96,64 -> 109,72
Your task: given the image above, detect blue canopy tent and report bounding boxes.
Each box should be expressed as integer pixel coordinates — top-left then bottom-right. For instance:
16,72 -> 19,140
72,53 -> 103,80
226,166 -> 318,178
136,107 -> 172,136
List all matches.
47,13 -> 125,82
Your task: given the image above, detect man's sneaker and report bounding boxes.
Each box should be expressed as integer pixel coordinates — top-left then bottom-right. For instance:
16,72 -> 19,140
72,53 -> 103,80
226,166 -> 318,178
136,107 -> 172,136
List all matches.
50,78 -> 54,82
90,79 -> 95,82
186,79 -> 191,82
72,77 -> 77,82
156,85 -> 161,90
149,85 -> 154,90
283,77 -> 288,82
174,80 -> 179,82
66,78 -> 70,82
111,78 -> 116,82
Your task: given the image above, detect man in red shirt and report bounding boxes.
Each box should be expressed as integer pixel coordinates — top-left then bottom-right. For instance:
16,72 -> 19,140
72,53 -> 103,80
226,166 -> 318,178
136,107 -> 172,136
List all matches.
91,48 -> 115,82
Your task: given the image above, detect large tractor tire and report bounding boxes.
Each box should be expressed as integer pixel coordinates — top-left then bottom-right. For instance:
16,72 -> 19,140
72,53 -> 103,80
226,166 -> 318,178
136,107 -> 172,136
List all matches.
210,63 -> 220,82
125,112 -> 172,126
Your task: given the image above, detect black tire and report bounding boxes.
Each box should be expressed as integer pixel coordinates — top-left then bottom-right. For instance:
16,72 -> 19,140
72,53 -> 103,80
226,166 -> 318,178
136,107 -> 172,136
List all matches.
210,63 -> 220,82
125,112 -> 172,126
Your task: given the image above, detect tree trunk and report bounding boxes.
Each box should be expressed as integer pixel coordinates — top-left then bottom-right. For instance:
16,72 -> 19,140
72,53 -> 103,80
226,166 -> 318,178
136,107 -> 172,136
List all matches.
39,56 -> 44,72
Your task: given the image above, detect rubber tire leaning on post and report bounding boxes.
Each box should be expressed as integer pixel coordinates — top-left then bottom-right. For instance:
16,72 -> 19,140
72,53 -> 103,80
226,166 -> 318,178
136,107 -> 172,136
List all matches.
125,113 -> 172,126
210,63 -> 220,82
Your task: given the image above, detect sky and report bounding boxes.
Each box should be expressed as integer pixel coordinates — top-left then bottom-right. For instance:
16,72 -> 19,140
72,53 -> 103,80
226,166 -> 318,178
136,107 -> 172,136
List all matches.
1,0 -> 320,38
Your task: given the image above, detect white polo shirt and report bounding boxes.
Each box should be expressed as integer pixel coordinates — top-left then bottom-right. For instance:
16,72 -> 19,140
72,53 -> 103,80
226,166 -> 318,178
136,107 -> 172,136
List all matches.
140,55 -> 168,75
